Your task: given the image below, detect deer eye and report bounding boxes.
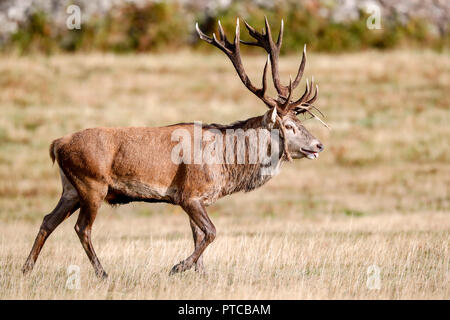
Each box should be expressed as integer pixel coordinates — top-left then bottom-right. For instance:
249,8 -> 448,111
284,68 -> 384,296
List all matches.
285,124 -> 294,131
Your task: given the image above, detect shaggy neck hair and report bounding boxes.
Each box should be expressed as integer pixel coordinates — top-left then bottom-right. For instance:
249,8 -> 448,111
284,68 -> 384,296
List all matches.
207,116 -> 285,197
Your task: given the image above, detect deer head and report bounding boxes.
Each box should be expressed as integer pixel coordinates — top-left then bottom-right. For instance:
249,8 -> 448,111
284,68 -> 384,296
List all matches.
196,17 -> 325,161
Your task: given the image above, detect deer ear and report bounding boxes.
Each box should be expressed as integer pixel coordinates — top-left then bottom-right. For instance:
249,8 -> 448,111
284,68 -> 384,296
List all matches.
263,107 -> 277,129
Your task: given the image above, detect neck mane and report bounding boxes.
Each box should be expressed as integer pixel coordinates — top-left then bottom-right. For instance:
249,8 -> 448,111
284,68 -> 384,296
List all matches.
208,116 -> 285,197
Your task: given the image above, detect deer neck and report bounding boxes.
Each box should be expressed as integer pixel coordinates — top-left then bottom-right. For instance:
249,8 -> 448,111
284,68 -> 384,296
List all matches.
218,116 -> 285,196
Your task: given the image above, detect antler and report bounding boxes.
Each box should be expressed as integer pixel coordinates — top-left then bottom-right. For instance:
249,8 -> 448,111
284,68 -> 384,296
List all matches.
241,17 -> 318,114
196,19 -> 278,109
196,17 -> 320,116
241,17 -> 293,98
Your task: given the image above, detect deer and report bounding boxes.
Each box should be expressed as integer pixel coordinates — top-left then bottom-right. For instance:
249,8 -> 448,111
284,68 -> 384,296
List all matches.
22,17 -> 325,279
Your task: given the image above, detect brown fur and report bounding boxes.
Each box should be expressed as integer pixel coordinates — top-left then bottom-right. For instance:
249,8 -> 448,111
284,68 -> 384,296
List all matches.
22,19 -> 325,278
22,113 -> 321,278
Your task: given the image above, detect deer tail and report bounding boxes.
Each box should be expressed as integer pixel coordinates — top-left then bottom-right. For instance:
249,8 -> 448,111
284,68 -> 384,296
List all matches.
49,140 -> 57,164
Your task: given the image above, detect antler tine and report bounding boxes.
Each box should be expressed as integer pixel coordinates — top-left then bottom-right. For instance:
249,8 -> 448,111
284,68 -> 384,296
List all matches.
217,20 -> 227,42
262,54 -> 269,96
264,16 -> 273,44
308,76 -> 315,100
301,76 -> 315,104
306,84 -> 319,105
291,82 -> 319,114
196,22 -> 230,54
299,76 -> 315,105
281,76 -> 293,111
276,19 -> 284,47
292,44 -> 306,88
240,19 -> 266,48
196,19 -> 278,109
264,16 -> 287,98
196,22 -> 212,42
290,78 -> 310,109
234,18 -> 240,48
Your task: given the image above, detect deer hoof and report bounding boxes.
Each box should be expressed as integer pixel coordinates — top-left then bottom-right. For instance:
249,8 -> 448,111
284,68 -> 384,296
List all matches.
169,262 -> 184,276
96,271 -> 109,280
21,261 -> 34,275
169,261 -> 192,276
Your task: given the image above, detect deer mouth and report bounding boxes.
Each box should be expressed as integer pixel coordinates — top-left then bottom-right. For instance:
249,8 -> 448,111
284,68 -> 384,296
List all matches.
301,148 -> 319,160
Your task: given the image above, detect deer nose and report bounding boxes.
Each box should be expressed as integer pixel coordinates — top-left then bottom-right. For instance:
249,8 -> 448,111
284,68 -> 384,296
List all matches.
316,143 -> 324,152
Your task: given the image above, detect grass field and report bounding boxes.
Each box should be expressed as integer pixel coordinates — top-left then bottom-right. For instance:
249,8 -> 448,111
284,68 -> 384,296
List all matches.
0,50 -> 449,299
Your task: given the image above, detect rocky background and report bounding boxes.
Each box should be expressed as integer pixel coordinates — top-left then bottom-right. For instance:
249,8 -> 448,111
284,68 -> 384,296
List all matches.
0,0 -> 448,52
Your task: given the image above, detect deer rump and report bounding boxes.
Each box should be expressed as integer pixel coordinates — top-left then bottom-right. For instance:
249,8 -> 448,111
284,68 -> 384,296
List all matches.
50,126 -> 192,206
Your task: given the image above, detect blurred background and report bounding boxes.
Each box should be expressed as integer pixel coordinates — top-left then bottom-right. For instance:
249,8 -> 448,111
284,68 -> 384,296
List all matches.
0,0 -> 449,53
0,0 -> 448,299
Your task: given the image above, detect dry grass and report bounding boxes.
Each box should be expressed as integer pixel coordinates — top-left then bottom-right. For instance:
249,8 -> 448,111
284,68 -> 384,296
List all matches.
0,50 -> 449,299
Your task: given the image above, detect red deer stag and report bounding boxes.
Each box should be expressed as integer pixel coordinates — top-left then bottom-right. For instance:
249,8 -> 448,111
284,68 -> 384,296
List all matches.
22,18 -> 324,278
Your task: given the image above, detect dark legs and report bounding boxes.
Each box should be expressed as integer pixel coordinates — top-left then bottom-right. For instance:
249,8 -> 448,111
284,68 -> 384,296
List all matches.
75,198 -> 108,279
190,218 -> 205,273
23,169 -> 108,279
170,200 -> 216,275
22,196 -> 79,274
24,170 -> 215,278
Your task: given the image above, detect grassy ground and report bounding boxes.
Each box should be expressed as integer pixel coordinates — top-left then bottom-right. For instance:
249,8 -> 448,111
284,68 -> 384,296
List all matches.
0,50 -> 449,299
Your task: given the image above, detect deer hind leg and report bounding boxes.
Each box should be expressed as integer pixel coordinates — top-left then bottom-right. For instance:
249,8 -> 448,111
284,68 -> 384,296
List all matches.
74,182 -> 108,279
189,218 -> 206,273
22,170 -> 80,275
170,200 -> 216,275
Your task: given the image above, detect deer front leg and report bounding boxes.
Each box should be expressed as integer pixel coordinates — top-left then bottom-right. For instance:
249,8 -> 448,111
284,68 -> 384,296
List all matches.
189,218 -> 206,273
170,200 -> 216,275
74,182 -> 109,279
